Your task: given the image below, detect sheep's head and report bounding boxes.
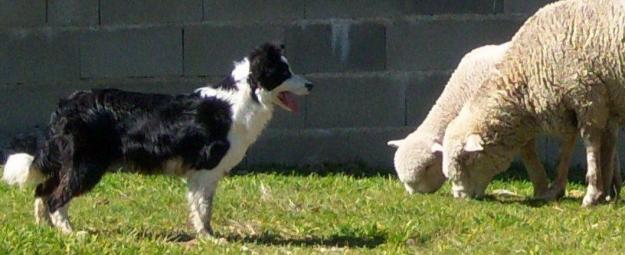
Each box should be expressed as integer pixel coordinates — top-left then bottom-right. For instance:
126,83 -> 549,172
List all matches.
388,136 -> 446,194
437,110 -> 513,199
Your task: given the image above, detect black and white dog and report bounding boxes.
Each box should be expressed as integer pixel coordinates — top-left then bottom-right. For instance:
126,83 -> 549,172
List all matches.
2,43 -> 312,237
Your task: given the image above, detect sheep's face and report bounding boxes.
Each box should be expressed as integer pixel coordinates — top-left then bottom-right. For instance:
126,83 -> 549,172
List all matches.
439,117 -> 512,199
390,138 -> 446,194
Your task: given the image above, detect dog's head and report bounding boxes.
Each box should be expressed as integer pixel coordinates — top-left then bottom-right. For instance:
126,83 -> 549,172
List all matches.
247,43 -> 313,112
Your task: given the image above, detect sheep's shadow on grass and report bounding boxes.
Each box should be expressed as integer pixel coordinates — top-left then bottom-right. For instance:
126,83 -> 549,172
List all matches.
222,231 -> 386,248
480,193 -> 624,208
486,161 -> 625,207
478,195 -> 569,208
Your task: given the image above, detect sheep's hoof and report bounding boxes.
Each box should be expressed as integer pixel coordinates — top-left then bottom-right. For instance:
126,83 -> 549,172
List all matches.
582,191 -> 605,207
536,186 -> 565,201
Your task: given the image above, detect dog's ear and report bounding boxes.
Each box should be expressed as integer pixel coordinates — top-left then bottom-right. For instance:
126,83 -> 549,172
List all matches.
249,43 -> 283,64
431,142 -> 443,154
464,134 -> 484,152
248,42 -> 289,91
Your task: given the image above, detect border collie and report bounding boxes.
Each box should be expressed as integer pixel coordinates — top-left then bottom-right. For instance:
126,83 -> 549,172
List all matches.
2,43 -> 313,237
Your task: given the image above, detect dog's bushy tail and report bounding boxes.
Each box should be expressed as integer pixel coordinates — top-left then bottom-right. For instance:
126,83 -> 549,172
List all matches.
2,132 -> 46,188
2,153 -> 44,188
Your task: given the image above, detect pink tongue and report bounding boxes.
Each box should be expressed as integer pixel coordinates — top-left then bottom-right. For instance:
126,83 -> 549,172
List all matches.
280,92 -> 299,112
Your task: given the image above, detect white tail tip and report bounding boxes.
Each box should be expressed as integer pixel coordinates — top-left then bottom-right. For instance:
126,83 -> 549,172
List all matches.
387,139 -> 403,148
2,153 -> 42,188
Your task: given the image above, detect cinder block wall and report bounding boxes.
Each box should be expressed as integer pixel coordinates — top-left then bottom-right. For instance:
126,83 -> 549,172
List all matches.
1,0 -> 563,170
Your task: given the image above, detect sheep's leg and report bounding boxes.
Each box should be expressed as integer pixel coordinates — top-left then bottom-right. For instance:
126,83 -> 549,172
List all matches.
581,127 -> 606,207
540,135 -> 576,201
574,84 -> 610,207
601,126 -> 619,201
520,139 -> 549,198
610,155 -> 622,201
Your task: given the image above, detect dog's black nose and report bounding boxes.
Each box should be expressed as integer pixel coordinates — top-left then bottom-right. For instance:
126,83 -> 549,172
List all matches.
305,83 -> 314,91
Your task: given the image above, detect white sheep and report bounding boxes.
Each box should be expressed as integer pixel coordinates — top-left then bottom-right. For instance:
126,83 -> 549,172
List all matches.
438,0 -> 624,206
388,43 -> 511,194
389,42 -> 579,200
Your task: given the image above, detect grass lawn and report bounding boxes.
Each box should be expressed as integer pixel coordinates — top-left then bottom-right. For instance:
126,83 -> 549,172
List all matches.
2,166 -> 625,254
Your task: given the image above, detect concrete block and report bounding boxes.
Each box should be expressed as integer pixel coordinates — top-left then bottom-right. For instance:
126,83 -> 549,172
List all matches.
203,0 -> 305,23
247,128 -> 414,169
387,17 -> 522,71
504,0 -> 556,14
404,0 -> 504,15
0,82 -> 88,136
285,22 -> 386,74
101,0 -> 202,25
48,0 -> 99,26
305,0 -> 405,19
306,75 -> 405,128
293,0 -> 504,19
0,0 -> 45,28
403,72 -> 451,126
184,25 -> 284,76
80,27 -> 183,78
0,30 -> 80,83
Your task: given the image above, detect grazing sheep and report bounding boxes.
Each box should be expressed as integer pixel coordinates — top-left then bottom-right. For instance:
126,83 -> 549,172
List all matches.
389,42 -> 579,200
438,0 -> 625,206
388,43 -> 511,194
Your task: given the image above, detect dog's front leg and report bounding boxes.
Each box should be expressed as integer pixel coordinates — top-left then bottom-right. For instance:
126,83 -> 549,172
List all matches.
186,170 -> 223,237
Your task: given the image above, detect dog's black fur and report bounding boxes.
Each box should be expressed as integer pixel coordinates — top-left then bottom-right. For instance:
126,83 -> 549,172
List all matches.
22,43 -> 292,214
2,131 -> 42,162
33,89 -> 232,211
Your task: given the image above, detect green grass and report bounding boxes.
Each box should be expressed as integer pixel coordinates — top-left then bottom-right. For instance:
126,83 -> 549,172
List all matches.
2,166 -> 625,254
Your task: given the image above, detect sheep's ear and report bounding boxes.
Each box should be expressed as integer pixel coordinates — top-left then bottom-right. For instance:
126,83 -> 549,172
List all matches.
431,142 -> 443,153
387,139 -> 403,148
464,134 -> 484,152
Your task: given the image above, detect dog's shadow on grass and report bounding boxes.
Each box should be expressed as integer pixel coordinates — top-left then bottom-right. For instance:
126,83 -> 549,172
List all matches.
95,228 -> 386,248
222,231 -> 386,248
89,228 -> 196,242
